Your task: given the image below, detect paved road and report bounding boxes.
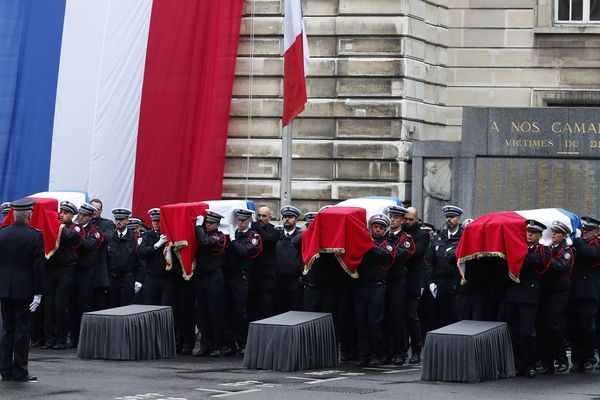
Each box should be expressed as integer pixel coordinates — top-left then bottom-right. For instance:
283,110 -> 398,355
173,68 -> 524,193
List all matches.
2,349 -> 600,400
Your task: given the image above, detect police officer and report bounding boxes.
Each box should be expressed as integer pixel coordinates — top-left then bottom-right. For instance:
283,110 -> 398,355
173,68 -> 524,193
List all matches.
274,206 -> 304,314
354,214 -> 395,367
567,216 -> 600,372
70,203 -> 104,348
44,201 -> 83,349
222,209 -> 262,355
424,205 -> 463,330
107,208 -> 143,307
505,219 -> 551,378
385,205 -> 415,365
247,206 -> 279,321
138,208 -> 171,306
403,207 -> 430,364
90,199 -> 115,310
0,198 -> 44,382
537,220 -> 573,374
0,202 -> 9,219
194,211 -> 227,357
303,212 -> 317,227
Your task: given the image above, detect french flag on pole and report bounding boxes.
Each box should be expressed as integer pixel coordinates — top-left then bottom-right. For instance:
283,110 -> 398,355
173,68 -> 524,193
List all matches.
0,1 -> 243,215
283,0 -> 310,127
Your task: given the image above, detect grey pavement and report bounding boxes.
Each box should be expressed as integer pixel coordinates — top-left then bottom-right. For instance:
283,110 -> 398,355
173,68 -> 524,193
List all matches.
2,349 -> 600,400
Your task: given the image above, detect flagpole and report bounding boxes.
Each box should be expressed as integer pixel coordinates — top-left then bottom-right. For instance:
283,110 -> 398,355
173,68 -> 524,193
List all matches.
280,121 -> 292,207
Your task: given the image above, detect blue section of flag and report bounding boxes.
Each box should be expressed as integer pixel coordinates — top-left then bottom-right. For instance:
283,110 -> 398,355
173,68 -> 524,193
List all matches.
557,208 -> 581,237
0,0 -> 66,202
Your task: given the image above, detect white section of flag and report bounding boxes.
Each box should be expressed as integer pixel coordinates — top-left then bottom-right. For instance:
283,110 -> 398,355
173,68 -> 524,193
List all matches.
283,0 -> 309,74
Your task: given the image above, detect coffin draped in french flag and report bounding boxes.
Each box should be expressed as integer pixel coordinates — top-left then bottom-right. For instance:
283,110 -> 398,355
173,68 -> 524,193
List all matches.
0,0 -> 243,215
456,208 -> 581,281
159,199 -> 255,280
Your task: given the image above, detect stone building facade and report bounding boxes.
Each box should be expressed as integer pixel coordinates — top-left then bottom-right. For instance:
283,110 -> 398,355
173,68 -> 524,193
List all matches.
223,0 -> 600,217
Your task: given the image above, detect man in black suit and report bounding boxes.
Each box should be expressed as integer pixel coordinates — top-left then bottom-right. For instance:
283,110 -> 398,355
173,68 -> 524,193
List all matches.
0,198 -> 45,382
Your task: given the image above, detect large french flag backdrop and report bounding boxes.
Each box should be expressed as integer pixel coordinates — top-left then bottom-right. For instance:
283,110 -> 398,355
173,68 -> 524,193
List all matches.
0,0 -> 243,215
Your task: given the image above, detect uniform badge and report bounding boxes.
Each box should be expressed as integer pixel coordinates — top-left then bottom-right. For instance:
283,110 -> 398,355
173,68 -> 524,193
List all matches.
137,237 -> 143,245
251,237 -> 259,246
95,232 -> 100,239
74,226 -> 81,232
564,252 -> 571,260
435,246 -> 439,251
386,245 -> 393,252
404,241 -> 411,248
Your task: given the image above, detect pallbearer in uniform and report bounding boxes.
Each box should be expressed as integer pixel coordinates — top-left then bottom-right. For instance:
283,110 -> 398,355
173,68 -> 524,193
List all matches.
90,199 -> 115,310
567,216 -> 600,372
385,205 -> 415,365
274,206 -> 304,314
0,199 -> 44,382
537,220 -> 573,374
138,208 -> 173,306
194,210 -> 227,357
44,201 -> 83,350
354,214 -> 395,367
71,203 -> 104,348
107,208 -> 143,308
505,219 -> 550,378
222,209 -> 262,355
424,205 -> 463,330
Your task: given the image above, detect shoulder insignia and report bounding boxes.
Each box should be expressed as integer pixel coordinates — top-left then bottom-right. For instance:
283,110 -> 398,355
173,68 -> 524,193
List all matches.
404,241 -> 411,248
137,237 -> 143,246
251,237 -> 259,246
386,244 -> 393,252
74,226 -> 81,232
564,252 -> 571,260
95,232 -> 101,239
212,234 -> 221,241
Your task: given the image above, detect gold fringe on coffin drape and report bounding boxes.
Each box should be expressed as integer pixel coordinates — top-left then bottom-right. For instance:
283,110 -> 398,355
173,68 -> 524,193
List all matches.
45,223 -> 65,260
164,240 -> 196,281
457,251 -> 520,284
302,247 -> 359,279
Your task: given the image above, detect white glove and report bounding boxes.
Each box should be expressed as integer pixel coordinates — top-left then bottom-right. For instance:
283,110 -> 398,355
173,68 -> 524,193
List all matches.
575,228 -> 582,238
29,295 -> 42,312
154,234 -> 167,249
429,283 -> 438,299
134,281 -> 142,293
420,288 -> 424,297
196,215 -> 204,226
229,231 -> 236,242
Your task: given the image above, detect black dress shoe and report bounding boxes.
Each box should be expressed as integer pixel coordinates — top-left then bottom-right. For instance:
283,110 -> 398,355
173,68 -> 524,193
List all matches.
30,340 -> 42,348
180,347 -> 192,355
41,342 -> 54,350
222,346 -> 236,356
583,361 -> 594,372
52,343 -> 67,350
408,354 -> 421,364
392,356 -> 406,366
569,364 -> 584,373
556,364 -> 569,373
525,367 -> 536,378
209,349 -> 223,358
13,375 -> 37,382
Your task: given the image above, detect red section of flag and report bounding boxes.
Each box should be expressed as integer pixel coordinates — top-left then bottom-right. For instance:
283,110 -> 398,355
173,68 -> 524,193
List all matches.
160,201 -> 209,280
283,34 -> 307,127
302,207 -> 374,277
456,211 -> 529,280
132,0 -> 244,215
2,197 -> 62,258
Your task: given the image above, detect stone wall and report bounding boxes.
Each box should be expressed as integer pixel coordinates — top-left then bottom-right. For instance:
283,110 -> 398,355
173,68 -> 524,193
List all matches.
224,0 -> 449,216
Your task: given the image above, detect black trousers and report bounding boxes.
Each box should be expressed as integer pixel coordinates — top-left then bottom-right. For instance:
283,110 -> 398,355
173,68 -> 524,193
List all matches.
505,301 -> 538,370
108,273 -> 135,308
173,275 -> 196,352
44,264 -> 74,345
91,287 -> 109,311
145,275 -> 175,307
247,287 -> 274,322
406,295 -> 423,353
432,280 -> 458,330
303,286 -> 337,314
385,279 -> 407,358
537,290 -> 569,367
71,266 -> 94,345
196,270 -> 224,352
566,297 -> 597,366
354,283 -> 386,362
223,275 -> 248,349
275,277 -> 304,314
0,299 -> 32,380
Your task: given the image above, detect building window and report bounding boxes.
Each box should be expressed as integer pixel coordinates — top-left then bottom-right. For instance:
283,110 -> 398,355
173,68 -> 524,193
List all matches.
556,0 -> 600,23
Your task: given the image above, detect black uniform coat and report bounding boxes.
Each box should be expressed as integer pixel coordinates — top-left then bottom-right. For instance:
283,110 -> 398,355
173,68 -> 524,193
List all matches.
506,243 -> 552,305
107,228 -> 142,276
424,227 -> 463,291
250,222 -> 279,291
195,226 -> 227,275
386,230 -> 415,282
91,217 -> 115,288
542,241 -> 573,292
571,236 -> 600,300
0,223 -> 45,300
403,224 -> 430,296
47,222 -> 83,267
223,229 -> 262,278
138,229 -> 170,278
274,229 -> 303,280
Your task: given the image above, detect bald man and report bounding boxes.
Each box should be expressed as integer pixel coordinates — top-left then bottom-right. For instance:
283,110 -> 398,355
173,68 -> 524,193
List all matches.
402,207 -> 431,364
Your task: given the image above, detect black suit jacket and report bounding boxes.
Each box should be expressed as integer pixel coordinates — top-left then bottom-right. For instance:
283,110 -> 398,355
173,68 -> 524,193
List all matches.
0,222 -> 45,300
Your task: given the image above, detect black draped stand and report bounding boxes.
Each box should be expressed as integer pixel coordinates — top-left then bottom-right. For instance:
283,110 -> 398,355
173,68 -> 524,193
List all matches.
77,305 -> 176,360
243,311 -> 337,371
421,320 -> 515,382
